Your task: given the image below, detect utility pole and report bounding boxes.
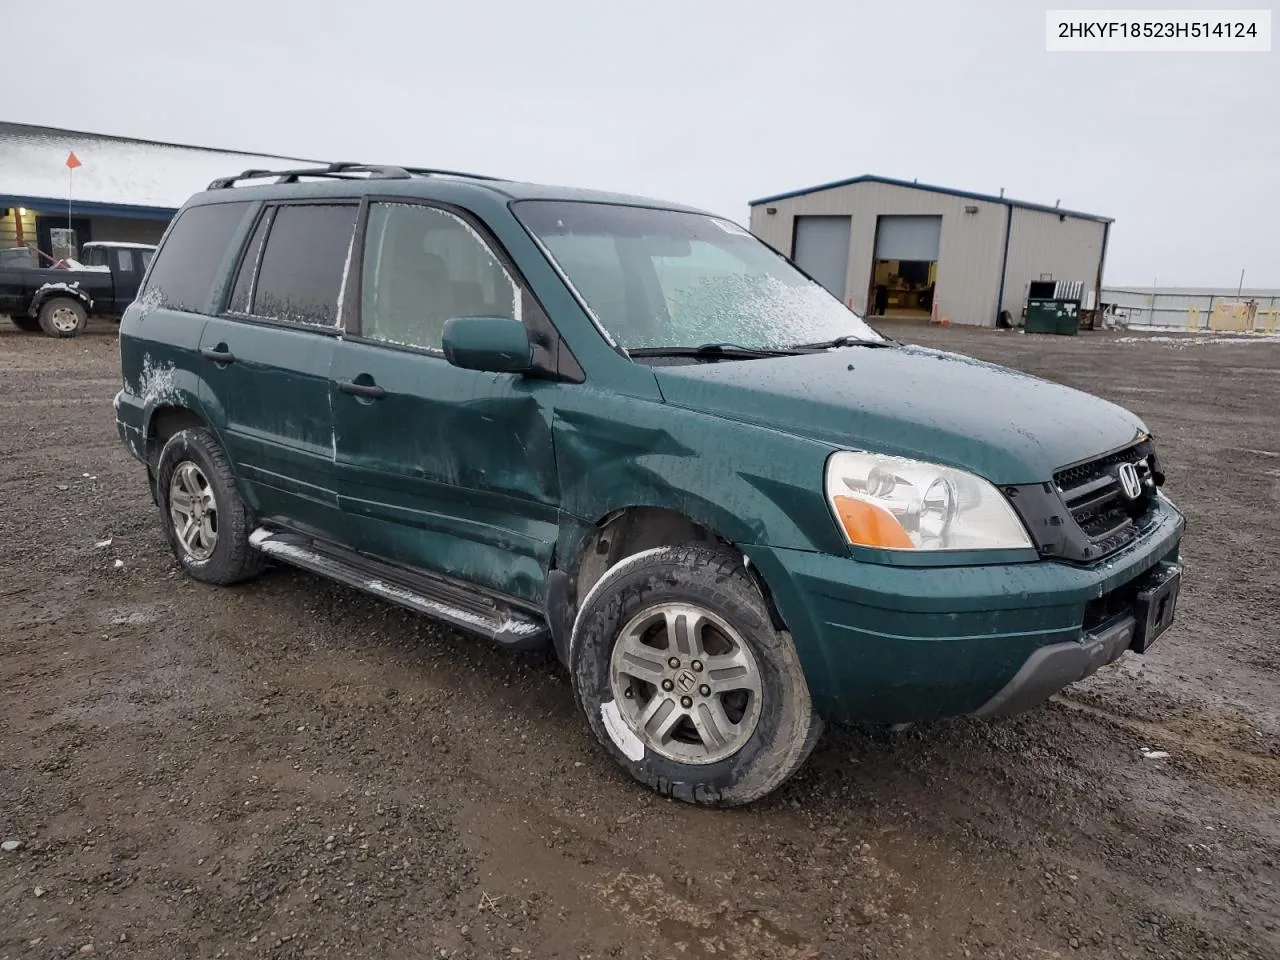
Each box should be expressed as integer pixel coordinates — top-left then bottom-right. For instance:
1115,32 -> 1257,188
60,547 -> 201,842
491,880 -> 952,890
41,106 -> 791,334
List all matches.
1238,268 -> 1245,297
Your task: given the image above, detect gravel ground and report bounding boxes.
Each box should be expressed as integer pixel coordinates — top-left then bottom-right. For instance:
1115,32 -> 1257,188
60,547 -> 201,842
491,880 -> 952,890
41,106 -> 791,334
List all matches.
1,319 -> 1277,960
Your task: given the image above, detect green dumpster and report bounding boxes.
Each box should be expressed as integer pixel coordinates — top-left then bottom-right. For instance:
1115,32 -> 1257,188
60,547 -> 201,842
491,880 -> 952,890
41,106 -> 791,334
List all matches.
1025,298 -> 1080,336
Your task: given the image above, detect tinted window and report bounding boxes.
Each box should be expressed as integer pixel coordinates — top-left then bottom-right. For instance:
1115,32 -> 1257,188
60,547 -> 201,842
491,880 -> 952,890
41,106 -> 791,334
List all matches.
253,204 -> 358,326
140,249 -> 154,271
82,247 -> 109,268
227,210 -> 271,314
361,202 -> 519,350
143,202 -> 252,312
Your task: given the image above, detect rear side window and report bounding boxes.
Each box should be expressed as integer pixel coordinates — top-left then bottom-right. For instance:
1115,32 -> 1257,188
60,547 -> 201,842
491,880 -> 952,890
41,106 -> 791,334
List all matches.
82,247 -> 109,268
143,202 -> 252,312
251,204 -> 358,326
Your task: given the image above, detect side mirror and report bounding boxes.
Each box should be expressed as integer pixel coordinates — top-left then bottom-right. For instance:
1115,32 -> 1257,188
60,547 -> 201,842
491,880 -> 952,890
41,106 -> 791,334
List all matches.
441,316 -> 533,374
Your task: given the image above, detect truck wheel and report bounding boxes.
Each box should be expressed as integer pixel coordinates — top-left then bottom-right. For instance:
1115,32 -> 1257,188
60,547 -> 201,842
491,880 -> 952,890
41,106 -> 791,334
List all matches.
10,315 -> 42,332
37,297 -> 87,338
155,428 -> 264,586
570,544 -> 822,807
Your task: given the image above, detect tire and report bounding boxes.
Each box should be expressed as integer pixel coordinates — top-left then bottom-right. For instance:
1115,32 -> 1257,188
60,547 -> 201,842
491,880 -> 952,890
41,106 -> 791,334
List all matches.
570,544 -> 823,807
37,297 -> 88,338
10,315 -> 41,332
155,427 -> 264,585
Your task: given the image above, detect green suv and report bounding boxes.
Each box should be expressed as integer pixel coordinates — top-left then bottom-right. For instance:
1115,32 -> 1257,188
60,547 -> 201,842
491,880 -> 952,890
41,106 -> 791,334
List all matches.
115,163 -> 1184,806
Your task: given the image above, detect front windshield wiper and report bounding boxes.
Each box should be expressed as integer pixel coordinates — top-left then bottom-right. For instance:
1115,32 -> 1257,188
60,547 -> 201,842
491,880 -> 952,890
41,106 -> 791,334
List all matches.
791,334 -> 896,350
628,342 -> 802,361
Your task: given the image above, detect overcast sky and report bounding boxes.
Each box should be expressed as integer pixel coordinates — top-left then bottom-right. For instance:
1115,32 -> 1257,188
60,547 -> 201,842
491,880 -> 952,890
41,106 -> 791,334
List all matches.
3,0 -> 1276,286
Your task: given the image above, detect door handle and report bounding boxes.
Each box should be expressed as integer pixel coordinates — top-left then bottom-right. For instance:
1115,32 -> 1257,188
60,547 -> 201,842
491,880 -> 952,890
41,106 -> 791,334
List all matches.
200,346 -> 236,364
336,378 -> 386,399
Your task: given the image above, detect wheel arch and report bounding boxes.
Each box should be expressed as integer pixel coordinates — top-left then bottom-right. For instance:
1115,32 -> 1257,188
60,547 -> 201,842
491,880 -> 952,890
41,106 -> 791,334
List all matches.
146,405 -> 211,467
547,504 -> 788,666
30,286 -> 94,318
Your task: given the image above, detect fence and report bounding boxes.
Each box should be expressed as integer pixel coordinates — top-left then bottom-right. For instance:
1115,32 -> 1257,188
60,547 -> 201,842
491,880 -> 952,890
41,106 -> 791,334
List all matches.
1101,287 -> 1280,332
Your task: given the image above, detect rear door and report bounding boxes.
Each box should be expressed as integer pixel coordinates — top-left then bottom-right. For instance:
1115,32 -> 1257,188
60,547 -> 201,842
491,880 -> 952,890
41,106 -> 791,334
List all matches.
198,201 -> 359,542
329,199 -> 561,603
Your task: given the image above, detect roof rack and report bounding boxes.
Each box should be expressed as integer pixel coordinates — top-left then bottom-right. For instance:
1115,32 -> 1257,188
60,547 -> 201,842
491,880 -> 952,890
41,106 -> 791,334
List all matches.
206,161 -> 505,190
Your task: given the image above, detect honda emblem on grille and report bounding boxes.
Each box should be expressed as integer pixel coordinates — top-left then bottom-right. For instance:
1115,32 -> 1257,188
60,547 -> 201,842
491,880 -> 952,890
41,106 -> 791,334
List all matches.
1117,462 -> 1143,500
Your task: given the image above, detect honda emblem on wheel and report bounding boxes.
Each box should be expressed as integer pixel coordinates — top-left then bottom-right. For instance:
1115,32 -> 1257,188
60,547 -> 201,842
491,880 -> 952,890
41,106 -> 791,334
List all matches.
1117,462 -> 1142,500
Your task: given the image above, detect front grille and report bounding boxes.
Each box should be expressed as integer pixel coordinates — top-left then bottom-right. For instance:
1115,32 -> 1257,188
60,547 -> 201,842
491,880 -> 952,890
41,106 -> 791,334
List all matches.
1054,441 -> 1159,558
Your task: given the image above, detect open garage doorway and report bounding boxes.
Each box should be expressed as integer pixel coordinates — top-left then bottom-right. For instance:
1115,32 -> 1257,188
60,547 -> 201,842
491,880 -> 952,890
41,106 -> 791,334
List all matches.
867,215 -> 940,319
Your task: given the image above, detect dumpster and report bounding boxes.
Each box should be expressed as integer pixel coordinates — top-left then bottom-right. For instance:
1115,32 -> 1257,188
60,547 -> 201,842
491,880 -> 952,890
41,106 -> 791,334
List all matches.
1025,297 -> 1080,336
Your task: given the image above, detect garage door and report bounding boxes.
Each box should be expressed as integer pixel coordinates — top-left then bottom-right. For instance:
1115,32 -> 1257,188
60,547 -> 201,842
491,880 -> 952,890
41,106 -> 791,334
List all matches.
792,215 -> 851,299
874,215 -> 942,261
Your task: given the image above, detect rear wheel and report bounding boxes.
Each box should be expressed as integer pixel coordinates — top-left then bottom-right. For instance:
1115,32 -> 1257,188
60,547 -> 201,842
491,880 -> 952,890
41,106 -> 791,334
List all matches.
37,297 -> 87,338
155,428 -> 264,585
571,544 -> 822,806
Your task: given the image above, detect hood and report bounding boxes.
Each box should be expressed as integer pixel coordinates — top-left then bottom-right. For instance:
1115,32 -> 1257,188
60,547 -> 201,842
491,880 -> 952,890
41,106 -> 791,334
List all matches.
652,344 -> 1146,484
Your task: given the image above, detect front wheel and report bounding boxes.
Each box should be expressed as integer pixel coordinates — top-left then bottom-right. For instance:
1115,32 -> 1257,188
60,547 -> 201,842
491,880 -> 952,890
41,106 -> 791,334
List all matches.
570,545 -> 822,807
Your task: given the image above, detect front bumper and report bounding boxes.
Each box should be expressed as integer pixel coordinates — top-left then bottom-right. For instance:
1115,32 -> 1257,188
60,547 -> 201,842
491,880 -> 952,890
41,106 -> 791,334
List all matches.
743,498 -> 1185,725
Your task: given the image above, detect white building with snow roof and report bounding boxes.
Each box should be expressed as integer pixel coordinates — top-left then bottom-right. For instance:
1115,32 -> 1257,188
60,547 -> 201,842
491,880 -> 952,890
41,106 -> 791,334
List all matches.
0,122 -> 316,265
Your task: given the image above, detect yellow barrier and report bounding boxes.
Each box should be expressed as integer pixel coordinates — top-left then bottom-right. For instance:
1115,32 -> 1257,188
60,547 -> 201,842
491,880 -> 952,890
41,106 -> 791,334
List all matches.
1210,301 -> 1257,333
1261,308 -> 1280,334
1186,307 -> 1201,332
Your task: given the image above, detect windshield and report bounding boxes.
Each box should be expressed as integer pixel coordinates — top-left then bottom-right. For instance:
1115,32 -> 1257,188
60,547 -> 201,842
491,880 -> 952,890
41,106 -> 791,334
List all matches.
514,201 -> 883,351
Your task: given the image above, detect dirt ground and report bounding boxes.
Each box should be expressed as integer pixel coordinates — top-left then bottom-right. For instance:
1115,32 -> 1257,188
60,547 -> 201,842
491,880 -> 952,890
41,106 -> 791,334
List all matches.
1,319 -> 1277,960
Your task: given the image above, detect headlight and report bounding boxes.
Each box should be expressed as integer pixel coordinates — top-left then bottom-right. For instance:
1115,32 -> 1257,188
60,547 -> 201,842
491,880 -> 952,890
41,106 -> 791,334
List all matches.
824,451 -> 1033,551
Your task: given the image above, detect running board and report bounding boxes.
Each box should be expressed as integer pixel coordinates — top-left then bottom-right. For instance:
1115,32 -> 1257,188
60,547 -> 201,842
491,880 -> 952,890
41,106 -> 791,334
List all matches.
249,528 -> 548,649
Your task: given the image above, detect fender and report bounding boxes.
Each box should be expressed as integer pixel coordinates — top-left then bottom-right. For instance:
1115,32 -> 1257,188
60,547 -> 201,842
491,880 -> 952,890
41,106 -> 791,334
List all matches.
551,393 -> 848,556
29,281 -> 94,317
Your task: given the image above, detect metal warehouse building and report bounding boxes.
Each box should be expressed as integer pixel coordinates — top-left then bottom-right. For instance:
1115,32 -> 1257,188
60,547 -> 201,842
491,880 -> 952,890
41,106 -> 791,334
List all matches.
748,175 -> 1112,327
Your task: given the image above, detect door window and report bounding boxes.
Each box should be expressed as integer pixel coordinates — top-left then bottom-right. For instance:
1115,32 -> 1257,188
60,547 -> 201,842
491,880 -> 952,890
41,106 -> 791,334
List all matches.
252,204 -> 359,326
116,249 -> 134,272
360,202 -> 520,350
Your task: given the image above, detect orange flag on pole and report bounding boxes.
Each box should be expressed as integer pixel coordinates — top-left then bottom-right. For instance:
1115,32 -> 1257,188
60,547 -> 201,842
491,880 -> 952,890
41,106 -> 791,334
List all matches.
66,151 -> 82,169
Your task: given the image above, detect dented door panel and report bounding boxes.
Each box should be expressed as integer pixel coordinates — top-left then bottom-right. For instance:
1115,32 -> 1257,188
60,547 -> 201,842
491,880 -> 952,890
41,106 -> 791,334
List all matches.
330,340 -> 560,603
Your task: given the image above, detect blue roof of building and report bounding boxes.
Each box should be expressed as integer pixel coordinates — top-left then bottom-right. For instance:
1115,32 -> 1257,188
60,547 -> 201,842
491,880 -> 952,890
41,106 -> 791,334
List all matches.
749,174 -> 1113,224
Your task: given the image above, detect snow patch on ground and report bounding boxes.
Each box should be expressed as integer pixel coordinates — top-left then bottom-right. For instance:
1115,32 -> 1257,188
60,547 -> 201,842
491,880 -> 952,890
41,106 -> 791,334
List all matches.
1113,333 -> 1280,347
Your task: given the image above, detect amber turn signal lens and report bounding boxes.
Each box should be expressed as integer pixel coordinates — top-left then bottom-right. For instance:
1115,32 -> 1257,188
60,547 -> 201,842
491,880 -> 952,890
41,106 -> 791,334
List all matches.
832,495 -> 914,549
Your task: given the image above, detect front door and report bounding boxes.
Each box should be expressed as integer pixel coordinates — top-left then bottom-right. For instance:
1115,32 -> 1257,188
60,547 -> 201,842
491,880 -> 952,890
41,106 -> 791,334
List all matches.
330,200 -> 560,604
199,202 -> 360,543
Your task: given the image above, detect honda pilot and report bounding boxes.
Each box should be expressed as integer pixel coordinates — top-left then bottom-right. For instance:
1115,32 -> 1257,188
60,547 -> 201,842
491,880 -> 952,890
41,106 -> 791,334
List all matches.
114,163 -> 1185,806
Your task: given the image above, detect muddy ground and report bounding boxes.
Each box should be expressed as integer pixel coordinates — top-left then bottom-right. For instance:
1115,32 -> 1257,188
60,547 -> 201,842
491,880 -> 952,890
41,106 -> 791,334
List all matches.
1,319 -> 1277,960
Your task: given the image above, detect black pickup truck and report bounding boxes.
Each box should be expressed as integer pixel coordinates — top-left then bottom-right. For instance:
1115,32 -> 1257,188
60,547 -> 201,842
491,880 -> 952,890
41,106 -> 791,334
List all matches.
1,241 -> 155,338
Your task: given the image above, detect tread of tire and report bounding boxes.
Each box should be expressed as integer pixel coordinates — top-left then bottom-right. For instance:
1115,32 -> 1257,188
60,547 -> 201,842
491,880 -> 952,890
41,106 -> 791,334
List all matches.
158,428 -> 264,585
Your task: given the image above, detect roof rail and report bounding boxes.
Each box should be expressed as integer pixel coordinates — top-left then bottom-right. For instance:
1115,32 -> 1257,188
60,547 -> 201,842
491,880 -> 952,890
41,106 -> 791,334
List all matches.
207,161 -> 505,190
399,166 -> 507,182
206,162 -> 412,190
